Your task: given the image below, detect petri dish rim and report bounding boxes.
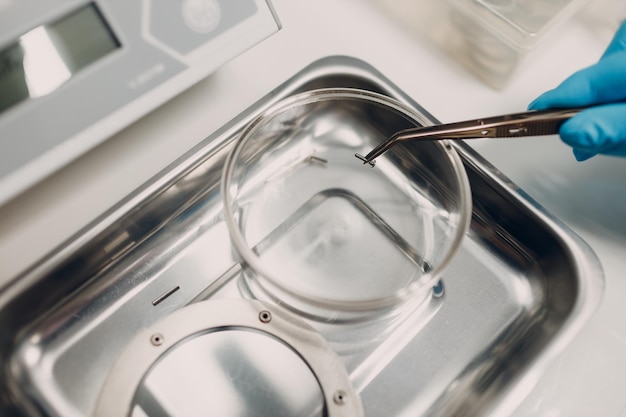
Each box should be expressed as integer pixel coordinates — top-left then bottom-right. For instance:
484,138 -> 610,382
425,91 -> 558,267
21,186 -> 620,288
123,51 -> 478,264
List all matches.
221,88 -> 472,313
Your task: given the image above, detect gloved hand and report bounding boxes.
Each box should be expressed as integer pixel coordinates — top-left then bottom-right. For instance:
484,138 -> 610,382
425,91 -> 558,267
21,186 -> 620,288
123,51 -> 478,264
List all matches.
528,21 -> 626,161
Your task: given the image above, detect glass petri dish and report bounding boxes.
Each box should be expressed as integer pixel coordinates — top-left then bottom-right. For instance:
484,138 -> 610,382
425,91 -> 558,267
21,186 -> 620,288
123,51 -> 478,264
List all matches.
221,88 -> 471,320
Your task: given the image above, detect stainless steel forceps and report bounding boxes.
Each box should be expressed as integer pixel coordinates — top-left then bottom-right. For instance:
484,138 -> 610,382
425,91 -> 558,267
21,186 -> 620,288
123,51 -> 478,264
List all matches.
359,107 -> 582,164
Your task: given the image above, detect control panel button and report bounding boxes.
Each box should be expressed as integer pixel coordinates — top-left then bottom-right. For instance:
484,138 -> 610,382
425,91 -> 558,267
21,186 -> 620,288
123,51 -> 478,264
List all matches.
145,0 -> 257,57
181,0 -> 221,34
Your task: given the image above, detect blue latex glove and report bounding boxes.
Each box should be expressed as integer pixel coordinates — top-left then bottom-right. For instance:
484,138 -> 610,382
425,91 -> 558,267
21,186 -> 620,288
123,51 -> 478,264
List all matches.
528,21 -> 626,161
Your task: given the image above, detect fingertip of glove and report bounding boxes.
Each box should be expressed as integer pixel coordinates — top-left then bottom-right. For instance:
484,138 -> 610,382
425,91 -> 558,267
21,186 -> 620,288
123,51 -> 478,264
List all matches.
559,115 -> 599,145
528,90 -> 559,110
527,97 -> 548,111
573,148 -> 596,161
559,117 -> 600,160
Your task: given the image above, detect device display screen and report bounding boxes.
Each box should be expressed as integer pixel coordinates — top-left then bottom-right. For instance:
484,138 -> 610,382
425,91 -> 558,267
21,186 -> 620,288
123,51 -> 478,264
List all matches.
0,3 -> 120,113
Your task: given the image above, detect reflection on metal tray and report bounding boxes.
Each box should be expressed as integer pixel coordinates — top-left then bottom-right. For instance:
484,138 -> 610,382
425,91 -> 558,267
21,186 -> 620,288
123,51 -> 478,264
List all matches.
0,56 -> 603,417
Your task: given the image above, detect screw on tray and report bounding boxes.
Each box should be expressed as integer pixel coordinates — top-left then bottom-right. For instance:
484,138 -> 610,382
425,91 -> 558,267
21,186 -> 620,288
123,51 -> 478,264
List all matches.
150,333 -> 164,346
258,310 -> 272,323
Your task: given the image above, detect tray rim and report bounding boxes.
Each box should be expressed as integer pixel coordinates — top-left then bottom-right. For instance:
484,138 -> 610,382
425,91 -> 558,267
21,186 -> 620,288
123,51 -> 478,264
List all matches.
0,55 -> 604,417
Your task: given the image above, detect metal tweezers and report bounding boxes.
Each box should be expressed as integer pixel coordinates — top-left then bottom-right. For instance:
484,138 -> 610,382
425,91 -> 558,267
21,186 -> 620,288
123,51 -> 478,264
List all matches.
359,108 -> 582,164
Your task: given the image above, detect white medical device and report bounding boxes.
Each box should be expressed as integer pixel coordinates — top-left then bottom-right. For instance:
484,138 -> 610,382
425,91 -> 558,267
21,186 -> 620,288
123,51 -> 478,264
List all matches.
0,0 -> 280,204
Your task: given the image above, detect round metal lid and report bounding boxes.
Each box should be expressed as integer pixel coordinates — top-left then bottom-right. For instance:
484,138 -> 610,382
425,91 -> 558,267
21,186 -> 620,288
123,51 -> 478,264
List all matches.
93,299 -> 363,417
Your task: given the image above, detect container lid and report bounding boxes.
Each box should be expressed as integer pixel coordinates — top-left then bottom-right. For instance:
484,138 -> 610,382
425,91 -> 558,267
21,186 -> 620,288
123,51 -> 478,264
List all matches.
451,0 -> 590,49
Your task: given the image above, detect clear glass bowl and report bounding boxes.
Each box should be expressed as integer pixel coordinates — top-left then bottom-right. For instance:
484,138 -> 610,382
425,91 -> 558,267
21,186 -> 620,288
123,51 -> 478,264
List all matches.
221,88 -> 471,320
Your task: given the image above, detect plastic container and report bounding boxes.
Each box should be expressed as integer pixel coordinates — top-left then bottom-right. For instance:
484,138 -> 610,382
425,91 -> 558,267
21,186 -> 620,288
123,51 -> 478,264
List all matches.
375,0 -> 592,89
221,88 -> 471,320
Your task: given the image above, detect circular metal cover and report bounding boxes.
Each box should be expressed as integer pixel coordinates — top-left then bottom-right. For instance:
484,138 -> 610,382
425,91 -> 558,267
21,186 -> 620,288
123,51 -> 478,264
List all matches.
93,299 -> 363,417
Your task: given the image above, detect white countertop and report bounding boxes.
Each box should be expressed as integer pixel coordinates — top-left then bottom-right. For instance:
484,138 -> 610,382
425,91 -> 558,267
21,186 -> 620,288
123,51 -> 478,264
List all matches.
1,0 -> 625,415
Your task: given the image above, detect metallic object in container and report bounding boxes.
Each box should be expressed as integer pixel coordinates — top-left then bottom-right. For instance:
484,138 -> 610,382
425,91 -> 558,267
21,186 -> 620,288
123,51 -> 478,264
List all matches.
0,56 -> 603,417
94,299 -> 362,417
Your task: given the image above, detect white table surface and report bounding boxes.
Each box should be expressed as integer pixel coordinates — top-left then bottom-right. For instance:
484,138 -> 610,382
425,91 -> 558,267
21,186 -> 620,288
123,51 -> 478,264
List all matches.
1,0 -> 625,415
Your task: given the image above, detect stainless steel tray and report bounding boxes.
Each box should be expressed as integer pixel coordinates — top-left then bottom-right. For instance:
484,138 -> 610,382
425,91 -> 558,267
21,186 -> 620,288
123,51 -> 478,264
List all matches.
0,56 -> 603,417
